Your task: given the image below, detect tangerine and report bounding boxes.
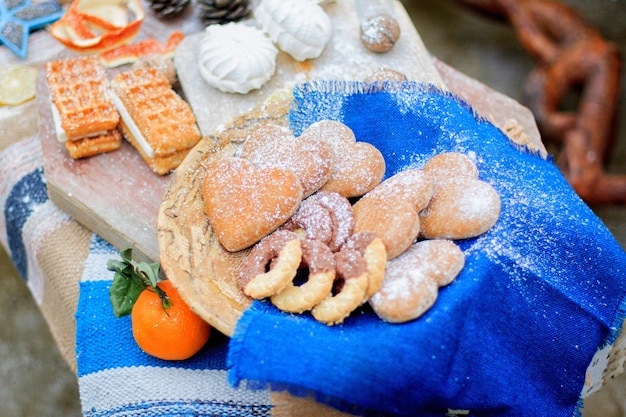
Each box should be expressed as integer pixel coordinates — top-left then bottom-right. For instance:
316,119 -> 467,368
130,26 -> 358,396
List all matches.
131,280 -> 211,360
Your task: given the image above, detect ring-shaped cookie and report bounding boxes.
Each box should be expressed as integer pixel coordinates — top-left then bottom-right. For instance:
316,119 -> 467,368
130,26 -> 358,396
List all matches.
311,248 -> 369,325
280,199 -> 333,245
271,239 -> 336,313
308,191 -> 354,252
343,232 -> 387,301
239,230 -> 302,299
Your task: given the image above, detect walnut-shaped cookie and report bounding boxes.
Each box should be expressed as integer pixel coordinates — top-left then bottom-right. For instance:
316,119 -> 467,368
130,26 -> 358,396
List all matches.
419,152 -> 501,240
370,239 -> 465,323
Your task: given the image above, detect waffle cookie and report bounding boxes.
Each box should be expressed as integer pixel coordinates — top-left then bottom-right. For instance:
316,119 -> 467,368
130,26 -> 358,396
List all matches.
110,67 -> 201,175
46,56 -> 122,159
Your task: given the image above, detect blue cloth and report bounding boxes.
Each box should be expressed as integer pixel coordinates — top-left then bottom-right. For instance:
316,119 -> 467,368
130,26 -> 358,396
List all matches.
227,81 -> 626,417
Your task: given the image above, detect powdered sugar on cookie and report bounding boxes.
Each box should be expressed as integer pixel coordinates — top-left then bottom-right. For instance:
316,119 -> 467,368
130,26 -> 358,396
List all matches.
370,239 -> 465,323
301,120 -> 385,197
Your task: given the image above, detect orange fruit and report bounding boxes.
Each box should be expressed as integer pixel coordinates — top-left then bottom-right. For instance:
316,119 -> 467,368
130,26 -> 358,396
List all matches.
131,280 -> 211,360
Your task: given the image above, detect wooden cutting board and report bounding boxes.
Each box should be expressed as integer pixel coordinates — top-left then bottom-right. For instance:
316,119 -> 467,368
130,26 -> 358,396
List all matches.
38,10 -> 204,263
174,0 -> 446,137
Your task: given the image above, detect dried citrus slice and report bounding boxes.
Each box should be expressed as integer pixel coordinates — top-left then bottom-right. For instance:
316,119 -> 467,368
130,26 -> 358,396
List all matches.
49,0 -> 144,54
78,3 -> 129,29
0,66 -> 38,106
99,31 -> 185,67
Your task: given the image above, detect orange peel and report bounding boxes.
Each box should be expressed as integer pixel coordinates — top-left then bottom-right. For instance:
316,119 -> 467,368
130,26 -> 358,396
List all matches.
77,0 -> 131,29
99,31 -> 185,68
49,0 -> 144,54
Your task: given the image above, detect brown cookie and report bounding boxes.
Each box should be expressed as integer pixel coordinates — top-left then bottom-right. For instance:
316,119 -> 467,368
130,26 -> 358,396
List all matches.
271,239 -> 336,313
352,169 -> 434,259
342,232 -> 387,301
364,67 -> 407,84
280,198 -> 334,245
360,169 -> 434,212
239,230 -> 303,299
300,120 -> 386,198
307,191 -> 355,252
420,177 -> 501,240
420,152 -> 501,240
202,157 -> 304,252
353,199 -> 420,260
311,247 -> 369,325
369,239 -> 465,323
422,151 -> 479,181
241,123 -> 334,197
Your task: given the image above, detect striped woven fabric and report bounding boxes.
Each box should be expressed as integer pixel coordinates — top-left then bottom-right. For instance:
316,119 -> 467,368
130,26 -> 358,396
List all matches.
0,136 -> 273,417
75,234 -> 272,417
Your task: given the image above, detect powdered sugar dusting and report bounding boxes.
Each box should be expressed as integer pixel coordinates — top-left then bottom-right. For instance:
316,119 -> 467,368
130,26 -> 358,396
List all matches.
309,191 -> 354,252
366,169 -> 434,209
203,157 -> 303,250
369,238 -> 466,321
302,120 -> 385,197
439,177 -> 499,222
281,199 -> 333,245
242,123 -> 333,196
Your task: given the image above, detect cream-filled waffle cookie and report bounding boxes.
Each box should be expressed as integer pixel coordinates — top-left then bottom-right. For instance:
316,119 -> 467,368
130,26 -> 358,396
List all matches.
45,56 -> 122,159
110,67 -> 201,175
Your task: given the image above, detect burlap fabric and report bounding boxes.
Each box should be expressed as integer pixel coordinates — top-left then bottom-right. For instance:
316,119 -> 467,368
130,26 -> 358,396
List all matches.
1,97 -> 90,373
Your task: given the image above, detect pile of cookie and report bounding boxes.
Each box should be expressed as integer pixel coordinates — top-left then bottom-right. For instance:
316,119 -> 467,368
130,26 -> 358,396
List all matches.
201,120 -> 501,325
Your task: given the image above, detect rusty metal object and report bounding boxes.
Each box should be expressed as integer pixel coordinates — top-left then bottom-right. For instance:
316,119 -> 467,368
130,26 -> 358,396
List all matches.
455,0 -> 624,204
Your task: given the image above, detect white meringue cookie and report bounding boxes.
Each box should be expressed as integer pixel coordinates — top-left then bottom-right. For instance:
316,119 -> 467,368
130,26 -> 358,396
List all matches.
198,22 -> 278,94
255,0 -> 332,62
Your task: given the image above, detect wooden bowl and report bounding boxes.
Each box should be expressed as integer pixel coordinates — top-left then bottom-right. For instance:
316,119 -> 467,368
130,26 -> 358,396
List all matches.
157,93 -> 293,336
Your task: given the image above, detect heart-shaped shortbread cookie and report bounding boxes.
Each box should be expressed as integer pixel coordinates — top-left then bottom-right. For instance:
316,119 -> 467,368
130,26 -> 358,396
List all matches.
353,169 -> 434,259
300,120 -> 386,198
241,123 -> 334,197
202,157 -> 304,252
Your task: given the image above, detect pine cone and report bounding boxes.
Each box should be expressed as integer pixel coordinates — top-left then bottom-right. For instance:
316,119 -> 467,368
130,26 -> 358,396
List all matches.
149,0 -> 191,17
197,0 -> 250,25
